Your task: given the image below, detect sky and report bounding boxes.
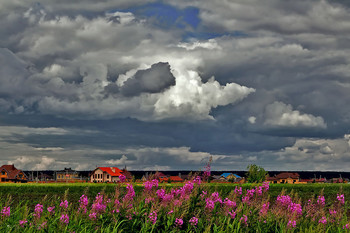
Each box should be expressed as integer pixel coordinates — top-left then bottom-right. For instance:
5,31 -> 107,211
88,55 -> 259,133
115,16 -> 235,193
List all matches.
1,0 -> 350,171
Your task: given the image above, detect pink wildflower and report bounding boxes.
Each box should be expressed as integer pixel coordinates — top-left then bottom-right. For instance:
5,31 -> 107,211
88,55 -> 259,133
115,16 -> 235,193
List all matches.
1,206 -> 10,217
89,212 -> 97,221
47,206 -> 55,214
60,200 -> 69,209
119,174 -> 126,183
337,194 -> 345,205
78,195 -> 88,213
343,224 -> 350,229
174,218 -> 183,228
234,186 -> 242,195
193,176 -> 201,185
240,215 -> 248,226
228,210 -> 236,219
189,217 -> 198,226
205,198 -> 215,210
60,214 -> 69,225
124,184 -> 135,201
148,211 -> 157,225
287,220 -> 297,228
34,204 -> 43,218
317,196 -> 325,206
329,209 -> 337,217
319,216 -> 327,225
260,202 -> 269,216
19,219 -> 28,227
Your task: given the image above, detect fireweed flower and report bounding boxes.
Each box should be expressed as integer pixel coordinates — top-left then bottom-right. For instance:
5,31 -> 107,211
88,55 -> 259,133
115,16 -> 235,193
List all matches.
167,210 -> 174,215
262,182 -> 269,191
34,204 -> 43,218
287,220 -> 297,228
148,211 -> 157,225
19,220 -> 28,227
240,215 -> 248,226
260,202 -> 269,216
319,216 -> 327,225
234,186 -> 242,195
174,218 -> 183,228
189,217 -> 198,226
205,198 -> 215,211
156,189 -> 166,199
60,200 -> 69,209
78,195 -> 88,213
47,206 -> 55,214
124,184 -> 135,201
228,210 -> 236,219
317,196 -> 325,206
343,224 -> 350,229
92,193 -> 106,214
211,192 -> 222,204
60,214 -> 69,224
329,209 -> 337,217
288,202 -> 302,216
276,195 -> 292,207
200,191 -> 207,199
144,179 -> 158,191
337,194 -> 345,205
89,212 -> 97,221
193,176 -> 201,185
223,198 -> 236,209
1,206 -> 10,217
119,174 -> 126,183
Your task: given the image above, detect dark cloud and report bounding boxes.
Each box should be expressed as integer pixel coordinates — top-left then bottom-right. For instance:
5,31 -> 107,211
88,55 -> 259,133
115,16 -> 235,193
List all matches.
119,62 -> 175,96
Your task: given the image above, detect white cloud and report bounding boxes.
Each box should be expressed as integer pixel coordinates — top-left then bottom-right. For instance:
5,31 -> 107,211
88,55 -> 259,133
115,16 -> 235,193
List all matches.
264,101 -> 327,129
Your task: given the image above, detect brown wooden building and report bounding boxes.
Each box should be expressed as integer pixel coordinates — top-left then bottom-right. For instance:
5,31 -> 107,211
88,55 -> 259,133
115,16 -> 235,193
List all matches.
0,164 -> 27,183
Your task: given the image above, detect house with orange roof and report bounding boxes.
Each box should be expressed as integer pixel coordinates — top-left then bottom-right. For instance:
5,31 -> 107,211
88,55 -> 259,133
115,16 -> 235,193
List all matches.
90,167 -> 124,183
0,164 -> 27,183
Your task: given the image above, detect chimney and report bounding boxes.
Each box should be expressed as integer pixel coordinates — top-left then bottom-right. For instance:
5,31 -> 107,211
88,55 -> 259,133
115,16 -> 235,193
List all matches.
179,173 -> 181,179
111,167 -> 115,173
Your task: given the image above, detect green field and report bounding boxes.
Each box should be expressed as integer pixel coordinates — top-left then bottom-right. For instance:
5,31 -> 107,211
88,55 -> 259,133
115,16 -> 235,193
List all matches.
0,182 -> 348,207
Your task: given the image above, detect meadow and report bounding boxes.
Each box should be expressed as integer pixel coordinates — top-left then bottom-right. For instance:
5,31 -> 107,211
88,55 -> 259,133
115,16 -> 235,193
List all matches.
1,181 -> 350,232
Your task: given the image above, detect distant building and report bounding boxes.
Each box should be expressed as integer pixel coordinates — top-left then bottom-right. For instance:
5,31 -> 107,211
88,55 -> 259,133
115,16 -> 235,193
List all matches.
56,168 -> 80,182
90,167 -> 125,183
0,164 -> 27,183
266,172 -> 300,184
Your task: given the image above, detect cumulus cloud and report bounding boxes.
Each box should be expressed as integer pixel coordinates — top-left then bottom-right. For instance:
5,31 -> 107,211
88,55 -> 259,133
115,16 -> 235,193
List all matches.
0,8 -> 255,121
264,101 -> 327,129
168,0 -> 350,34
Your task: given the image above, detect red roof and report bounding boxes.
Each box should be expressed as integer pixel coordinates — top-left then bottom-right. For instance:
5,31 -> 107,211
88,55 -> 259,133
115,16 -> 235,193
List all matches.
275,172 -> 300,179
169,176 -> 183,182
0,164 -> 26,179
97,167 -> 123,176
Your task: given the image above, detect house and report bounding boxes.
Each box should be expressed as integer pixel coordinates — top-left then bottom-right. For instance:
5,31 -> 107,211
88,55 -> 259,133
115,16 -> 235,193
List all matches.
169,176 -> 183,182
0,164 -> 27,183
56,168 -> 80,182
90,167 -> 124,183
220,173 -> 242,182
267,172 -> 300,184
220,173 -> 235,180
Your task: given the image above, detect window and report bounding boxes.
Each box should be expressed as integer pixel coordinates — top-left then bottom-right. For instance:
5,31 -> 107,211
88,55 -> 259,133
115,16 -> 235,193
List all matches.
107,175 -> 109,179
1,171 -> 5,175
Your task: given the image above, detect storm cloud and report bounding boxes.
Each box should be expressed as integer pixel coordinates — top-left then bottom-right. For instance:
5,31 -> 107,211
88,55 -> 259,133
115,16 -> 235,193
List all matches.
0,0 -> 350,171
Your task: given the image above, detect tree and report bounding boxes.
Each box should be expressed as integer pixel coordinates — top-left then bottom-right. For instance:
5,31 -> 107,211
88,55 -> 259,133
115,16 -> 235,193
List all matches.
246,164 -> 267,183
